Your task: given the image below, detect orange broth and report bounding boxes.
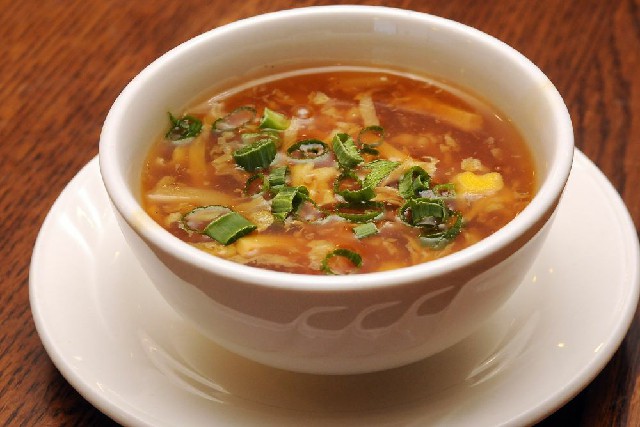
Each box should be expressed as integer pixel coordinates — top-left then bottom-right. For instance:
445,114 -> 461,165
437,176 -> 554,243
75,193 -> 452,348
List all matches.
141,67 -> 536,275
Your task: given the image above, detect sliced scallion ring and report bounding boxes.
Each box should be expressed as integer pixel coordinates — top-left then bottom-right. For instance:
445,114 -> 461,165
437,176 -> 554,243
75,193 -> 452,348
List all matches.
286,139 -> 329,160
259,107 -> 290,130
420,212 -> 464,249
165,112 -> 202,141
268,166 -> 288,188
244,173 -> 268,196
321,248 -> 362,275
181,205 -> 231,233
203,212 -> 257,245
353,222 -> 378,239
399,166 -> 431,199
399,198 -> 449,227
431,183 -> 456,199
332,133 -> 363,169
357,125 -> 385,148
333,201 -> 384,223
233,139 -> 277,171
360,146 -> 379,156
271,185 -> 309,220
241,130 -> 280,146
213,106 -> 256,132
362,159 -> 400,188
334,171 -> 375,203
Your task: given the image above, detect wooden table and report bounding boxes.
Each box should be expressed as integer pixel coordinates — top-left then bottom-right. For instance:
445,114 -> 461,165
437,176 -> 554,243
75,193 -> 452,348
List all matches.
1,0 -> 638,425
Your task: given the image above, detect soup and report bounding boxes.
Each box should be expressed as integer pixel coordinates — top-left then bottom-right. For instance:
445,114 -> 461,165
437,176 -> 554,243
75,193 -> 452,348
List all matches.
141,67 -> 535,275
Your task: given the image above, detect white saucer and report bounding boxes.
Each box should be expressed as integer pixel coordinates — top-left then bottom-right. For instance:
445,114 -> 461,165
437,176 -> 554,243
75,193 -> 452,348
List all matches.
30,150 -> 639,427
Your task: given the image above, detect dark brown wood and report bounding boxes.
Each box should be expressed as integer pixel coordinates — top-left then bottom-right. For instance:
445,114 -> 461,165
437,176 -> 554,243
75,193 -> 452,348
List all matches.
1,0 -> 638,425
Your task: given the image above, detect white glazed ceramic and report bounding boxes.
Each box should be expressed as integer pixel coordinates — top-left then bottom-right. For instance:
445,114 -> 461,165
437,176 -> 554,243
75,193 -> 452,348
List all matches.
99,6 -> 574,374
30,153 -> 639,426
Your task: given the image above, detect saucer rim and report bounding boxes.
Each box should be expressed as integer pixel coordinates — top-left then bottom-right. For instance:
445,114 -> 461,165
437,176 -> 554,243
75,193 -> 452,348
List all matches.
29,150 -> 640,426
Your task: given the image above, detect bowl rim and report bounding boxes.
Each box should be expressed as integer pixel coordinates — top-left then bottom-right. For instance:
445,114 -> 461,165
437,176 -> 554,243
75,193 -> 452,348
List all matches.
99,4 -> 574,292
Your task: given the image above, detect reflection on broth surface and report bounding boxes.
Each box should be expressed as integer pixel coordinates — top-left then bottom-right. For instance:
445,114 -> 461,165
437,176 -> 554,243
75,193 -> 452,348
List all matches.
141,67 -> 535,275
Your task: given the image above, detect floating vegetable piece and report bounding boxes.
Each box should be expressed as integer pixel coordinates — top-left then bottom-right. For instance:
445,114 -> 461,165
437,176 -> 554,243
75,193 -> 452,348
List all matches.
241,130 -> 280,145
181,205 -> 231,233
233,139 -> 277,171
268,166 -> 289,188
431,183 -> 456,199
244,173 -> 268,196
363,159 -> 400,188
259,107 -> 290,130
420,212 -> 464,249
333,201 -> 384,223
287,139 -> 329,160
353,222 -> 378,239
321,248 -> 362,275
357,125 -> 385,148
332,133 -> 364,169
271,185 -> 309,220
165,112 -> 202,141
213,106 -> 257,132
333,160 -> 398,203
203,211 -> 257,245
399,198 -> 449,227
399,166 -> 431,199
334,171 -> 376,203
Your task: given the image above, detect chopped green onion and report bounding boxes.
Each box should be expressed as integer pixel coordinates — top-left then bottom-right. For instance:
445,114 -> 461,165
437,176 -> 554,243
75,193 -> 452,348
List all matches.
399,198 -> 449,227
213,106 -> 257,132
333,201 -> 384,223
420,212 -> 464,249
233,139 -> 277,171
362,159 -> 400,188
431,183 -> 456,199
334,171 -> 376,203
333,161 -> 398,203
244,173 -> 268,196
360,146 -> 380,156
259,107 -> 290,130
181,205 -> 231,233
271,185 -> 309,220
268,166 -> 288,188
357,125 -> 385,148
165,112 -> 202,141
241,130 -> 280,146
353,222 -> 378,239
321,248 -> 362,275
399,166 -> 431,199
332,133 -> 363,169
203,212 -> 257,245
286,139 -> 329,160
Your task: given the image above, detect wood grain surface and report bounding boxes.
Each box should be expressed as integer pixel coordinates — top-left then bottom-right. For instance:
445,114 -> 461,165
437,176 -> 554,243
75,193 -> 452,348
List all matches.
1,0 -> 638,425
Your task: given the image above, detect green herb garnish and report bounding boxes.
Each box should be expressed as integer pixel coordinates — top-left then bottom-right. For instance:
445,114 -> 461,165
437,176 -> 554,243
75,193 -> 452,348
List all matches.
233,138 -> 277,171
398,166 -> 431,199
287,139 -> 329,160
165,112 -> 202,141
332,133 -> 364,169
353,222 -> 379,239
333,201 -> 384,223
321,248 -> 362,275
357,125 -> 385,148
203,212 -> 257,245
181,205 -> 231,233
259,107 -> 290,130
271,185 -> 309,220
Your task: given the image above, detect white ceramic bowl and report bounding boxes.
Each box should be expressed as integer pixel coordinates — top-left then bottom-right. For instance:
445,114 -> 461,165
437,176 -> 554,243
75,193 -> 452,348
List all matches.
99,5 -> 573,374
